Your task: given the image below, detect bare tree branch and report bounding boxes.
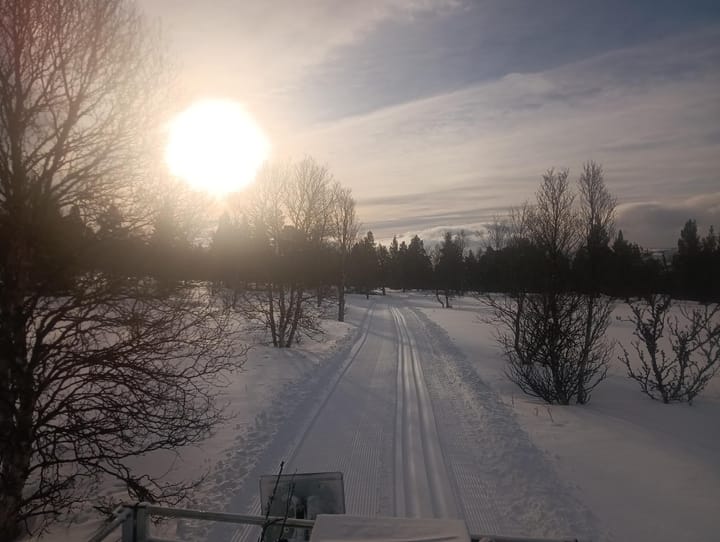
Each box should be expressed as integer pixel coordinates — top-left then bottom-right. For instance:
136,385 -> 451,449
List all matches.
331,183 -> 359,322
620,295 -> 720,403
0,2 -> 243,537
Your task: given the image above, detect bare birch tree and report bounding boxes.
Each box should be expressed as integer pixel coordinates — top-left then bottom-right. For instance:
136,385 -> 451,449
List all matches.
575,161 -> 616,403
578,161 -> 616,250
331,183 -> 359,322
508,202 -> 531,246
241,158 -> 335,346
484,214 -> 510,251
528,169 -> 581,269
0,2 -> 242,537
484,169 -> 610,404
287,158 -> 336,309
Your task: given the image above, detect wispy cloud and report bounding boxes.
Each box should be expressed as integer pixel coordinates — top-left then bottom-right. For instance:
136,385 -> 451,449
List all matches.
293,2 -> 720,120
284,27 -> 720,247
144,2 -> 720,248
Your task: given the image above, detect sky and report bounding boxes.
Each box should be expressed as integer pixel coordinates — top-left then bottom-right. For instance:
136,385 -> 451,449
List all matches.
139,0 -> 720,249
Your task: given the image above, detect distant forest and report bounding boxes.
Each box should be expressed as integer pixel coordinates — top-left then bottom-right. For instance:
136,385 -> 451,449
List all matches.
343,218 -> 719,303
33,191 -> 719,304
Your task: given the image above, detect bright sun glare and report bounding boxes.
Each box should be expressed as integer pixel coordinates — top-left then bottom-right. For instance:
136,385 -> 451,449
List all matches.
166,100 -> 270,195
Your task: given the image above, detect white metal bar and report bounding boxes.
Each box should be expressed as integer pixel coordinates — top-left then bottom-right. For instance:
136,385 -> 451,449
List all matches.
470,536 -> 578,542
121,508 -> 134,542
144,504 -> 315,528
87,503 -> 578,542
135,504 -> 149,542
86,507 -> 131,542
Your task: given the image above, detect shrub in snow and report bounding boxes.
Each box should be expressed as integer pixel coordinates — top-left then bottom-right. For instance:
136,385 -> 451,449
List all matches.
487,291 -> 612,405
619,295 -> 720,404
483,166 -> 614,405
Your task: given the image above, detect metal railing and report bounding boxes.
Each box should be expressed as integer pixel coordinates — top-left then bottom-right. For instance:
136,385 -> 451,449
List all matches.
87,503 -> 578,542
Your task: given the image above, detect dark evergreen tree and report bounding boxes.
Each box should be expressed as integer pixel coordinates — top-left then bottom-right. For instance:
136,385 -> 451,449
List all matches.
673,219 -> 704,300
397,240 -> 409,291
608,230 -> 664,298
678,219 -> 701,255
434,232 -> 464,307
376,243 -> 390,295
404,235 -> 434,290
702,225 -> 717,254
464,249 -> 480,292
348,231 -> 379,298
701,226 -> 720,301
388,235 -> 401,289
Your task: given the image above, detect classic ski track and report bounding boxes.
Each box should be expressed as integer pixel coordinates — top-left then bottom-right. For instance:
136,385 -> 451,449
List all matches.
391,306 -> 458,519
229,302 -> 376,542
405,306 -> 505,534
344,380 -> 384,515
408,306 -> 602,540
333,308 -> 389,517
229,302 -> 474,542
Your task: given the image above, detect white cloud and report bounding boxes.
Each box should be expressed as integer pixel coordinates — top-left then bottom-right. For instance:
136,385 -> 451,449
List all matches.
281,28 -> 720,246
142,2 -> 719,248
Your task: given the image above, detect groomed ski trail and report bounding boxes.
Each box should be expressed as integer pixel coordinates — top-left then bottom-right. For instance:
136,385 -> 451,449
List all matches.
390,306 -> 458,519
211,302 -> 378,542
224,301 -> 464,542
213,296 -> 601,542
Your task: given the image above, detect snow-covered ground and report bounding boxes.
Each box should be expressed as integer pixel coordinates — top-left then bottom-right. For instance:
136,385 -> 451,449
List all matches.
36,293 -> 719,542
34,314 -> 354,542
413,293 -> 720,542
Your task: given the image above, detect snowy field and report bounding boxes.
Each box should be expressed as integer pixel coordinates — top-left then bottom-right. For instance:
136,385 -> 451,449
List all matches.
35,293 -> 719,542
412,293 -> 720,542
36,315 -> 354,542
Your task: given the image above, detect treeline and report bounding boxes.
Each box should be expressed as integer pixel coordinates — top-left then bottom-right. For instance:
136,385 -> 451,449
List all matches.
342,218 -> 719,303
1,198 -> 212,293
30,174 -> 718,307
34,189 -> 718,309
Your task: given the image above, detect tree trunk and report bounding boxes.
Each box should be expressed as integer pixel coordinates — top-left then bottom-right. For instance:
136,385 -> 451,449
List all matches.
0,395 -> 32,541
286,286 -> 305,347
278,284 -> 288,347
577,295 -> 595,404
267,283 -> 278,347
338,278 -> 346,323
0,467 -> 26,541
0,279 -> 33,541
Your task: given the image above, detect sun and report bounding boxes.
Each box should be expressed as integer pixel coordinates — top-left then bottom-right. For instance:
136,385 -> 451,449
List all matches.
165,100 -> 270,195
